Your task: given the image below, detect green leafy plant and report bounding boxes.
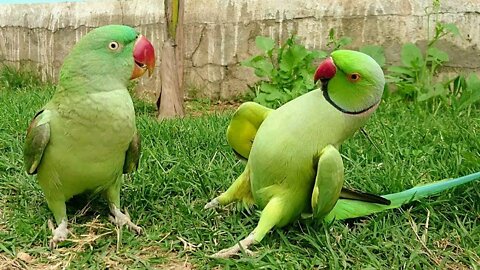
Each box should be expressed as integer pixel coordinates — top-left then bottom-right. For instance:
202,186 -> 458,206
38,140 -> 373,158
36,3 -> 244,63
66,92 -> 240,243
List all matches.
0,65 -> 46,91
446,73 -> 480,110
386,0 -> 460,102
242,36 -> 327,108
242,31 -> 386,108
326,29 -> 352,51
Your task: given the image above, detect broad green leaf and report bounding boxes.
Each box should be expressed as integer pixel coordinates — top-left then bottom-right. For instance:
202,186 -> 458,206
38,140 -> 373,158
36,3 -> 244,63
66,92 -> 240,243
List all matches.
310,50 -> 328,60
280,44 -> 309,72
443,23 -> 461,37
299,69 -> 315,90
259,83 -> 278,94
360,45 -> 386,67
299,68 -> 311,80
278,70 -> 291,79
241,55 -> 274,77
265,90 -> 284,102
241,55 -> 264,68
458,73 -> 480,109
417,83 -> 445,101
387,66 -> 416,77
291,80 -> 308,96
251,59 -> 274,77
290,45 -> 309,60
401,43 -> 423,68
466,73 -> 480,90
427,47 -> 449,63
385,75 -> 404,84
255,36 -> 275,53
253,92 -> 268,105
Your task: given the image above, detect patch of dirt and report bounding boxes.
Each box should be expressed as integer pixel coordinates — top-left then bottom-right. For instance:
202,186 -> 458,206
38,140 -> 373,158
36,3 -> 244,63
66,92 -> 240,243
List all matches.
0,249 -> 195,270
157,253 -> 194,270
0,218 -> 195,270
102,245 -> 194,270
433,238 -> 479,270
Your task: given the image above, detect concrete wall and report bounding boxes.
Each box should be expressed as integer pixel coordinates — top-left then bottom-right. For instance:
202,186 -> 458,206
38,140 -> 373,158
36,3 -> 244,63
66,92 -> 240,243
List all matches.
0,0 -> 479,101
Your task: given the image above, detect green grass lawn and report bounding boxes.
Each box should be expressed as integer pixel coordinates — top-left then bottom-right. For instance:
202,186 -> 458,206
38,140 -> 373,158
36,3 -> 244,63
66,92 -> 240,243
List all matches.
0,78 -> 479,269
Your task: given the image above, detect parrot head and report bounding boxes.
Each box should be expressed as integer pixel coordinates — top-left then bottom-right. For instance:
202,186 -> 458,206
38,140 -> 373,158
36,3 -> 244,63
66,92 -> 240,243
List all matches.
59,25 -> 155,88
314,50 -> 385,114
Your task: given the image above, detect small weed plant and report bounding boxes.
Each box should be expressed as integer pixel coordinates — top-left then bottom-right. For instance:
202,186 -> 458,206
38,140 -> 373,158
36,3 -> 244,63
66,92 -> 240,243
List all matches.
242,36 -> 327,108
386,0 -> 480,109
0,65 -> 47,91
242,30 -> 385,108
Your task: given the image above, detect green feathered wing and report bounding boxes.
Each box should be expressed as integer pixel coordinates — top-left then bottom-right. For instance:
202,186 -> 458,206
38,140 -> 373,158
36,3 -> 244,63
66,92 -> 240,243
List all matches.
325,171 -> 480,222
24,109 -> 51,175
215,102 -> 273,207
226,102 -> 273,160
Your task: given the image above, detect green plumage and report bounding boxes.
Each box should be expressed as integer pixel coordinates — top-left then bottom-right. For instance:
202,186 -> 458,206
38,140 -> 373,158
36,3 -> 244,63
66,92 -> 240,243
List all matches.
325,171 -> 480,222
23,25 -> 143,246
225,86 -> 380,244
206,50 -> 479,258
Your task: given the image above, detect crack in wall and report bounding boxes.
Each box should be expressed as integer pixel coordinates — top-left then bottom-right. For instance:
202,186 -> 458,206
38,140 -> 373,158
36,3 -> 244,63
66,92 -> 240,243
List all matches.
189,24 -> 207,66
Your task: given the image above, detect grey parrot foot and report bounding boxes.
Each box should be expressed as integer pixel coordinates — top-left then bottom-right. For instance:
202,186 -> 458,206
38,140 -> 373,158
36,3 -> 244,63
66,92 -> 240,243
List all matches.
109,207 -> 143,234
48,219 -> 69,249
210,233 -> 256,258
204,197 -> 220,209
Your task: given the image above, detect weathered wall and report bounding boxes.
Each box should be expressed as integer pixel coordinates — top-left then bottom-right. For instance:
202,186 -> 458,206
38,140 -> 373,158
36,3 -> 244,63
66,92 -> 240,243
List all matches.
1,0 -> 479,101
0,0 -> 165,98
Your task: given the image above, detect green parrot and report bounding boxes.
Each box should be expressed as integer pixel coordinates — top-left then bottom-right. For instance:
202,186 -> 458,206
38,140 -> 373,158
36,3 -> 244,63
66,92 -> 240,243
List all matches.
205,50 -> 480,258
23,25 -> 155,248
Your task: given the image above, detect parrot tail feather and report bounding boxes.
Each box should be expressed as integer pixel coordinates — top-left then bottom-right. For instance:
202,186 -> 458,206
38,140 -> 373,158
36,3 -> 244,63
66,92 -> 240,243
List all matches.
325,171 -> 480,222
340,187 -> 391,205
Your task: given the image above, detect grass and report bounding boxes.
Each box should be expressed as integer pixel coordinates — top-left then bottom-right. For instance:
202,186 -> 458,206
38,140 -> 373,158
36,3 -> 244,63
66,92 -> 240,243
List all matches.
0,68 -> 479,269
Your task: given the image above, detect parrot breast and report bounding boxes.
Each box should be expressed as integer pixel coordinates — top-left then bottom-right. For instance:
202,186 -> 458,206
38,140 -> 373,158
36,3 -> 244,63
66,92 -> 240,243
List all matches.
38,88 -> 135,200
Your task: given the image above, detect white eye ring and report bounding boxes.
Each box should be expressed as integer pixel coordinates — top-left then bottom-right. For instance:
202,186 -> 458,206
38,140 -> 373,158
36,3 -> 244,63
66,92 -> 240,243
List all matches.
108,41 -> 119,50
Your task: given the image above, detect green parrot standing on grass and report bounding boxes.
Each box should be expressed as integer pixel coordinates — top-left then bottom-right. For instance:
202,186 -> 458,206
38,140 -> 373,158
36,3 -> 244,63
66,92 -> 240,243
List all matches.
205,50 -> 480,258
23,25 -> 155,248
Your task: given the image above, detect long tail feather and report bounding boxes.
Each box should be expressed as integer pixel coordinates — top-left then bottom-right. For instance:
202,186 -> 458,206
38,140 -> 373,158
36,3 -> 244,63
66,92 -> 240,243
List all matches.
324,171 -> 480,222
340,187 -> 391,205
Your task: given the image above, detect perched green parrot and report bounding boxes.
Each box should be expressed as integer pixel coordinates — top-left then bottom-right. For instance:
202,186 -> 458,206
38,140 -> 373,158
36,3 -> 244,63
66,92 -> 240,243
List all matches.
205,50 -> 480,258
23,25 -> 155,248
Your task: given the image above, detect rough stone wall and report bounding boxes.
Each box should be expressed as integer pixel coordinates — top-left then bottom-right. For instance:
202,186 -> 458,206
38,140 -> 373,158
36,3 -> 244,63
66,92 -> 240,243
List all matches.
0,0 -> 479,101
0,0 -> 164,98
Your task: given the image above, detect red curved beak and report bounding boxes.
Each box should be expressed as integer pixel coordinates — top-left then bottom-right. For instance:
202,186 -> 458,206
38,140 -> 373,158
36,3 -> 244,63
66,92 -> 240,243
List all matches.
314,57 -> 336,84
130,35 -> 155,80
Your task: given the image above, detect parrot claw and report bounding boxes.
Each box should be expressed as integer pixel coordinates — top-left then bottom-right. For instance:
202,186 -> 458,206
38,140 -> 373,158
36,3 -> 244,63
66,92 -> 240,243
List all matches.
210,246 -> 255,258
109,207 -> 143,235
210,233 -> 256,258
48,219 -> 69,249
204,198 -> 220,209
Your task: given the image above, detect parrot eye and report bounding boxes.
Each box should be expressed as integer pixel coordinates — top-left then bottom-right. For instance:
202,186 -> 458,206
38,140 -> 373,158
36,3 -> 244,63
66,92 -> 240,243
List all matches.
108,41 -> 120,50
348,73 -> 361,83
